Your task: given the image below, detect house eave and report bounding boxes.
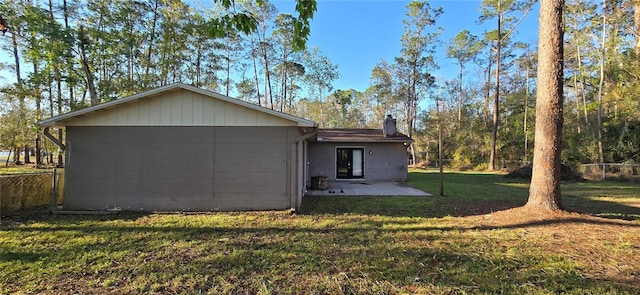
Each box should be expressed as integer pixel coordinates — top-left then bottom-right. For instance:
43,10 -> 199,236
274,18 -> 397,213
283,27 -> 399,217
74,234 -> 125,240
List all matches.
315,139 -> 414,143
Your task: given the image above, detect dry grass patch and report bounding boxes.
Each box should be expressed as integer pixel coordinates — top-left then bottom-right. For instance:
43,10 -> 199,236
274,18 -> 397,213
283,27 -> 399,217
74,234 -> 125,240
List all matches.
472,207 -> 640,289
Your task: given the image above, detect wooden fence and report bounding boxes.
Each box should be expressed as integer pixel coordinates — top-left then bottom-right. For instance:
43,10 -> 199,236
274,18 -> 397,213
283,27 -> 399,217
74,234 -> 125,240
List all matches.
0,170 -> 64,215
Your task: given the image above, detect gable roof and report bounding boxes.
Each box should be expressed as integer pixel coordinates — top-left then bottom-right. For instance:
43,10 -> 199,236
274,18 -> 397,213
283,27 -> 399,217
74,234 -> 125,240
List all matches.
315,128 -> 413,143
39,83 -> 316,127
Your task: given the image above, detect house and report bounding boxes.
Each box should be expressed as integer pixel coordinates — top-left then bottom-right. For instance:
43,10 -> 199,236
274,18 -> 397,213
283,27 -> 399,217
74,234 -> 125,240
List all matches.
40,84 -> 412,212
307,122 -> 412,182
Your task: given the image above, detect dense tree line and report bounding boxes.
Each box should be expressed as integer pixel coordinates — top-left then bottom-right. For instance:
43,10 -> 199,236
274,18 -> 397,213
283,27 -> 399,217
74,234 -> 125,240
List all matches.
0,0 -> 331,165
1,0 -> 639,169
411,0 -> 640,169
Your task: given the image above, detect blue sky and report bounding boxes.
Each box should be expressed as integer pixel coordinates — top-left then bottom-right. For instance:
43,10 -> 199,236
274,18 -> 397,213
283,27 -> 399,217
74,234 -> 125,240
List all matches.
0,0 -> 540,95
274,0 -> 540,92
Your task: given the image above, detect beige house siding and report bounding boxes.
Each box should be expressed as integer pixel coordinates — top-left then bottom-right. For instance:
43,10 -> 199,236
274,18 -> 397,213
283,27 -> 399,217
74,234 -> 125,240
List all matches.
65,90 -> 297,127
63,126 -> 301,211
38,84 -> 318,211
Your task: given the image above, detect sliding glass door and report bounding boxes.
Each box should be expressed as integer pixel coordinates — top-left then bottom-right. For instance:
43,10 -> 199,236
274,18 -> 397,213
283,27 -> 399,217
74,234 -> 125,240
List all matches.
336,148 -> 364,179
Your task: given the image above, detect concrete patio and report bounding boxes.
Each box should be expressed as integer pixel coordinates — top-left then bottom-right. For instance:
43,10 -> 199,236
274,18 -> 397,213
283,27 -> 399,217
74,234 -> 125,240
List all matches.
305,181 -> 432,197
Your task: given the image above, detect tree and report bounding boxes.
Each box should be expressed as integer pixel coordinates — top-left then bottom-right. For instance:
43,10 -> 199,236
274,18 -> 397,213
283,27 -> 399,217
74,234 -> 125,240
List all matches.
302,47 -> 340,126
398,0 -> 441,139
396,0 -> 441,164
526,0 -> 564,211
208,0 -> 316,52
479,0 -> 535,170
273,13 -> 295,111
446,30 -> 481,128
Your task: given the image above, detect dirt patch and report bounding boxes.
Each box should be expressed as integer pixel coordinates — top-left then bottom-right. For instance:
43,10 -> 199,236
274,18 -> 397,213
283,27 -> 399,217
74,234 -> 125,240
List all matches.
469,207 -> 640,289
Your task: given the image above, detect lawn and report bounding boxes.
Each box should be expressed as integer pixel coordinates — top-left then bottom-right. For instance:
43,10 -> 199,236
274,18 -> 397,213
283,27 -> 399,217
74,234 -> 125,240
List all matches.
1,170 -> 639,294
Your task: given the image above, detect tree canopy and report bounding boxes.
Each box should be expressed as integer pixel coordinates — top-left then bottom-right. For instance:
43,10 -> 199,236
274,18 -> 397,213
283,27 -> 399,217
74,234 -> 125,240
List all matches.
1,0 -> 640,171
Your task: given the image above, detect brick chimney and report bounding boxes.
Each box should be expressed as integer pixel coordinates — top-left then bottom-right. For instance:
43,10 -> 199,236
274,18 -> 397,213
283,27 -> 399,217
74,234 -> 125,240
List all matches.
383,114 -> 396,137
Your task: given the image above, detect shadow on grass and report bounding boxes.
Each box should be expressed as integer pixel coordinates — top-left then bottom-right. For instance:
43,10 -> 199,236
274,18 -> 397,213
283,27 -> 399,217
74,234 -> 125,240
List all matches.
1,209 -> 151,224
300,171 -> 640,221
2,214 -> 638,293
3,172 -> 638,222
298,195 -> 525,218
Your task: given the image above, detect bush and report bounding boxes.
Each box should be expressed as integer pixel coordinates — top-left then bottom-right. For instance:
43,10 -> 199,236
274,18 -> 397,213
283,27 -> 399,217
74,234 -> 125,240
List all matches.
505,164 -> 583,181
474,162 -> 488,171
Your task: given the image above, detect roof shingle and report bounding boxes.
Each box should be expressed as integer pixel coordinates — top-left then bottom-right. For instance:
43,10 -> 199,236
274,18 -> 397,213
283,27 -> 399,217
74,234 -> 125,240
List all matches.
315,128 -> 412,143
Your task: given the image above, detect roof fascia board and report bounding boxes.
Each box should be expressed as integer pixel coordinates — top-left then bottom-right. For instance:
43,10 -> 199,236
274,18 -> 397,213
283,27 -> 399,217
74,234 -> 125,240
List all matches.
316,139 -> 413,143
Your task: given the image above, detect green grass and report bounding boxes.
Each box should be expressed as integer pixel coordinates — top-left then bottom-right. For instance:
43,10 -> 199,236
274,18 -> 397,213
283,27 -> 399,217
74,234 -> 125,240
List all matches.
1,170 -> 639,294
0,166 -> 53,175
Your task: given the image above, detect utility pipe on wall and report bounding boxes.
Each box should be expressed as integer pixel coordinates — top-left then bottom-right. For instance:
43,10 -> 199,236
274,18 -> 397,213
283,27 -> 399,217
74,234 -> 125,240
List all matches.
43,127 -> 65,152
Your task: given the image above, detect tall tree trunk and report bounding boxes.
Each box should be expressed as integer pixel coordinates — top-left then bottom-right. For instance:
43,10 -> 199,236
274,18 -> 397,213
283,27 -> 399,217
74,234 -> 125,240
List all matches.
49,0 -> 64,167
225,34 -> 232,96
79,25 -> 99,106
484,43 -> 493,127
63,0 -> 75,110
635,0 -> 640,112
458,62 -> 463,128
635,0 -> 640,56
195,43 -> 202,87
12,146 -> 20,165
34,62 -> 42,167
12,33 -> 21,87
524,58 -> 529,161
489,2 -> 502,171
12,29 -> 25,166
5,147 -> 12,167
280,58 -> 286,112
261,44 -> 273,109
596,0 -> 606,163
144,0 -> 159,87
251,40 -> 262,106
573,69 -> 581,134
526,0 -> 564,212
436,96 -> 444,196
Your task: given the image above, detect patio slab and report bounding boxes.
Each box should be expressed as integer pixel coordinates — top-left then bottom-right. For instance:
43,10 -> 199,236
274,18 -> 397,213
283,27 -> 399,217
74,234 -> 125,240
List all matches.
305,181 -> 432,197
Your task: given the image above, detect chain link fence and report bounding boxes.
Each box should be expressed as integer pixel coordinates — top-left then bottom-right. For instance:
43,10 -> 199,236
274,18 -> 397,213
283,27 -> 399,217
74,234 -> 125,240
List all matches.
0,169 -> 64,216
417,160 -> 640,182
419,159 -> 532,171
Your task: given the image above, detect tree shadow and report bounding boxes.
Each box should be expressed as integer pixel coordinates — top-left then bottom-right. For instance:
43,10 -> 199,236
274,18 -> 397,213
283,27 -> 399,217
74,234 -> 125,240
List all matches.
300,172 -> 640,221
2,214 -> 638,293
300,194 -> 640,222
298,195 -> 527,218
1,208 -> 151,225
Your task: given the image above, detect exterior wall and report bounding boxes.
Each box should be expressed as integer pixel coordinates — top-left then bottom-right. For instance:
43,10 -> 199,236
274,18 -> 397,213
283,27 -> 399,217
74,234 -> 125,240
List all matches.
63,126 -> 299,211
65,90 -> 297,127
307,142 -> 409,182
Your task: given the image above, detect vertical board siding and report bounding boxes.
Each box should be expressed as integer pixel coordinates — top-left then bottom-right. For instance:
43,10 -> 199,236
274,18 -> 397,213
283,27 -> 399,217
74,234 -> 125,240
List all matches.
64,89 -> 299,127
170,92 -> 182,125
160,96 -> 172,125
203,97 -> 215,125
182,92 -> 193,125
236,106 -> 247,126
192,94 -> 204,126
139,99 -> 151,125
224,103 -> 236,125
214,99 -> 226,125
